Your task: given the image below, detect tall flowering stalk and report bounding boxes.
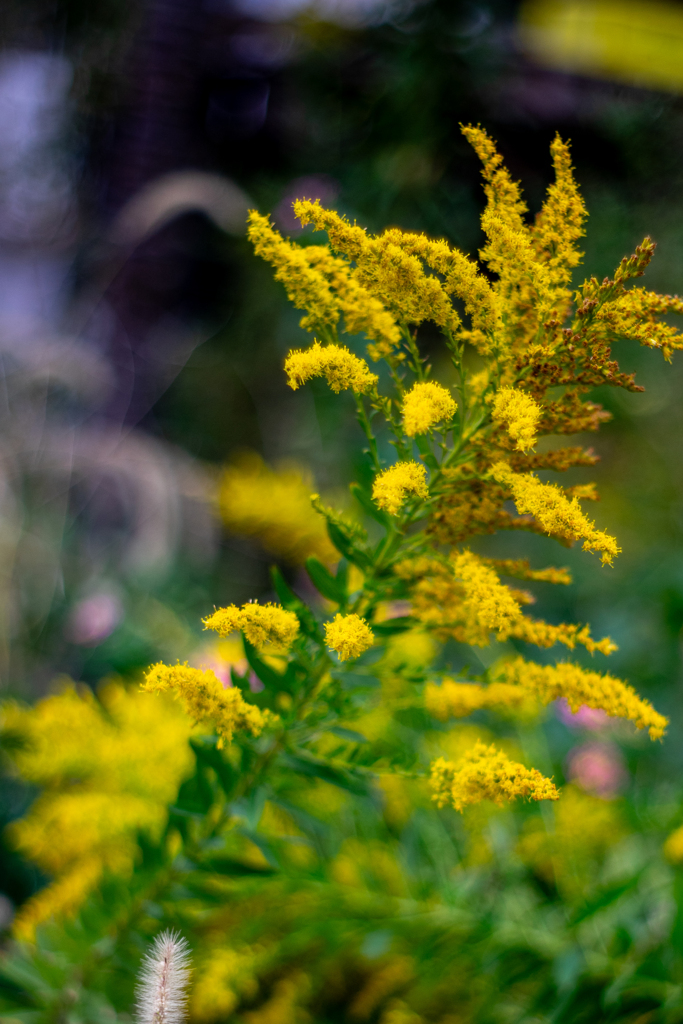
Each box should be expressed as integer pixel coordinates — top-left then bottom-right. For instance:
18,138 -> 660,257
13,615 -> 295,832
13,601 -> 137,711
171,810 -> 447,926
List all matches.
144,125 -> 671,810
2,127 -> 676,949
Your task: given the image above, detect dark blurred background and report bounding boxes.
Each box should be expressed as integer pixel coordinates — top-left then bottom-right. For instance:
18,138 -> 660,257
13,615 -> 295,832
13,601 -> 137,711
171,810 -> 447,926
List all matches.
2,0 -> 683,917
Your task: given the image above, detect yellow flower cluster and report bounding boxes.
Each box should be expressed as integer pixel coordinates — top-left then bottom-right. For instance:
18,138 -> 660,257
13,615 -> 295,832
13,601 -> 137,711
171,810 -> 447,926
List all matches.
498,657 -> 668,739
664,825 -> 683,864
402,381 -> 457,436
285,340 -> 378,394
511,618 -> 617,656
425,679 -> 538,720
372,461 -> 429,516
203,602 -> 299,650
293,200 -> 463,337
492,387 -> 541,451
247,210 -> 400,354
493,462 -> 620,566
247,211 -> 339,330
218,452 -> 336,564
143,662 -> 275,747
304,244 -> 402,358
396,555 -> 616,654
325,613 -> 374,661
2,682 -> 193,939
451,550 -> 523,641
430,741 -> 559,812
191,946 -> 261,1022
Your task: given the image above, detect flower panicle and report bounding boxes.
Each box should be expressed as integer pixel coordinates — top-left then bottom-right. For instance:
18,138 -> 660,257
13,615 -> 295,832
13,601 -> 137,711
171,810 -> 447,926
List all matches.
451,550 -> 523,642
136,930 -> 192,1024
425,679 -> 539,721
499,657 -> 667,740
430,740 -> 559,812
492,461 -> 620,566
218,452 -> 336,564
142,663 -> 276,747
246,211 -> 339,332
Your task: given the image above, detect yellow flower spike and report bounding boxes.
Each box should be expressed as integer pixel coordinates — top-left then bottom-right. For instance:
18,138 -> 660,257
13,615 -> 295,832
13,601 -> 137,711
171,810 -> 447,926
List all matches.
294,200 -> 461,336
325,613 -> 374,661
402,381 -> 457,437
492,462 -> 620,566
492,387 -> 541,452
247,211 -> 340,332
372,461 -> 429,516
303,246 -> 402,358
531,134 -> 587,318
430,741 -> 559,812
203,602 -> 299,650
498,657 -> 667,740
460,125 -> 528,233
143,662 -> 276,747
284,340 -> 378,394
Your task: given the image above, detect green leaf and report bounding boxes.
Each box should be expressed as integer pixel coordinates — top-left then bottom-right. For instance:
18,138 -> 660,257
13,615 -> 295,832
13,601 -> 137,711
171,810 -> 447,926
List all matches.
335,559 -> 349,591
327,523 -> 372,569
372,616 -> 414,636
270,566 -> 321,640
350,482 -> 392,528
243,636 -> 288,692
191,738 -> 238,794
282,749 -> 373,795
196,855 -> 276,877
306,556 -> 346,605
414,436 -> 439,471
327,726 -> 368,743
569,872 -> 644,926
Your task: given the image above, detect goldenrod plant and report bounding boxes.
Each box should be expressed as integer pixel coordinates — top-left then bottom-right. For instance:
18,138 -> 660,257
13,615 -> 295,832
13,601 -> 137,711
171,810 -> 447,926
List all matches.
1,126 -> 682,1024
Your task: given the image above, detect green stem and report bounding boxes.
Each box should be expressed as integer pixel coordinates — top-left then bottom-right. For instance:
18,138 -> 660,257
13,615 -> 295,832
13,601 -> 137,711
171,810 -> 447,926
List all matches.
355,394 -> 382,472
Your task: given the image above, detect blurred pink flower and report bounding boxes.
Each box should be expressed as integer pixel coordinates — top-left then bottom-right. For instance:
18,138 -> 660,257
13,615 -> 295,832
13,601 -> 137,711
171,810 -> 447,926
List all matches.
566,741 -> 627,798
556,698 -> 610,731
248,670 -> 264,693
66,592 -> 123,646
382,600 -> 412,620
192,648 -> 247,688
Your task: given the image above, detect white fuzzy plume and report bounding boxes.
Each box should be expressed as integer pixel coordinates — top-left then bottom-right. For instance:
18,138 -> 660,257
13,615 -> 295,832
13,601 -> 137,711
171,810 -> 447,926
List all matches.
136,930 -> 192,1024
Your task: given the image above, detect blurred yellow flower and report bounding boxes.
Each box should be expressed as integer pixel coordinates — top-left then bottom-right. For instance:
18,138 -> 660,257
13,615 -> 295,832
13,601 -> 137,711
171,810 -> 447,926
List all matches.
3,682 -> 194,939
219,452 -> 337,564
